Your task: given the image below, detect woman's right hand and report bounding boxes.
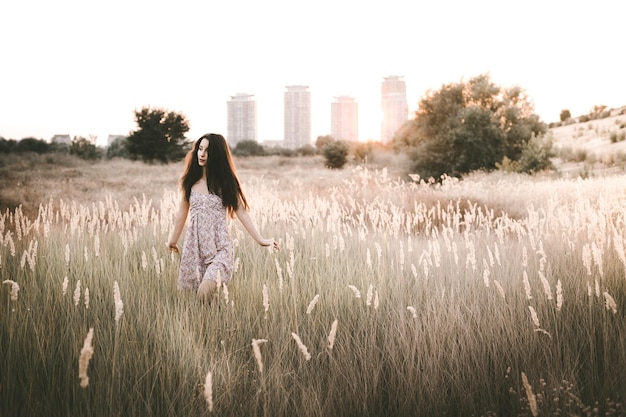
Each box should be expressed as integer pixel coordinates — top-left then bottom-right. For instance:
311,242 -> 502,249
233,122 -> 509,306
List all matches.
167,242 -> 179,254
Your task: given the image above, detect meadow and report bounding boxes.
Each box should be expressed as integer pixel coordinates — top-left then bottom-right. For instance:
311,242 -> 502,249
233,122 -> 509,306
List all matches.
1,153 -> 626,416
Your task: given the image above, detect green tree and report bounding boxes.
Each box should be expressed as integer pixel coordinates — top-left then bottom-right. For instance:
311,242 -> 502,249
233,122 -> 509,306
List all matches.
560,109 -> 571,122
127,107 -> 190,163
16,137 -> 50,153
69,136 -> 103,160
394,74 -> 547,179
106,136 -> 131,159
323,140 -> 349,169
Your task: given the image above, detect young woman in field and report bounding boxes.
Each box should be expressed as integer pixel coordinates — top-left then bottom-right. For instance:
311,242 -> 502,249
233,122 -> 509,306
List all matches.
166,133 -> 280,301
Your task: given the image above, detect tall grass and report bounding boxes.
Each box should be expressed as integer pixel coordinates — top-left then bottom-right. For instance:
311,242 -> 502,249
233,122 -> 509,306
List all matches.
1,167 -> 626,416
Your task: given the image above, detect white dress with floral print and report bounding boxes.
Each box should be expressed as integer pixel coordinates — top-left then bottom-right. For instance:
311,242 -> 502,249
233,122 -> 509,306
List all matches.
177,191 -> 233,291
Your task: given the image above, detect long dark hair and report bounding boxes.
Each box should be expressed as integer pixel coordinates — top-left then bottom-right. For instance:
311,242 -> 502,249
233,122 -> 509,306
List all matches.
180,133 -> 248,216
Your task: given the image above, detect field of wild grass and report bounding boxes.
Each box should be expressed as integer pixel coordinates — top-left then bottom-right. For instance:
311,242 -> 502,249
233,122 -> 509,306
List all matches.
2,156 -> 626,417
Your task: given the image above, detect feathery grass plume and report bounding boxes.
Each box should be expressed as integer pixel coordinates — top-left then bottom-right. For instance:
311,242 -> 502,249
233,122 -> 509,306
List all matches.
482,259 -> 490,287
465,240 -> 477,271
6,233 -> 16,257
78,328 -> 94,388
94,234 -> 100,257
582,244 -> 592,275
595,279 -> 600,298
528,306 -> 540,328
494,280 -> 506,299
373,291 -> 379,310
291,332 -> 311,361
556,279 -> 563,311
222,284 -> 229,304
141,251 -> 147,270
375,242 -> 382,261
522,246 -> 528,267
487,246 -> 494,266
262,284 -> 269,315
204,371 -> 214,412
422,258 -> 429,280
3,280 -> 19,302
327,319 -> 338,351
83,246 -> 89,263
65,243 -> 70,266
538,271 -> 552,300
366,284 -> 374,306
251,338 -> 267,373
366,248 -> 372,270
407,306 -> 418,319
521,372 -> 538,417
325,242 -> 330,258
587,281 -> 593,298
62,276 -> 69,296
613,228 -> 626,272
73,280 -> 81,306
84,287 -> 90,309
523,271 -> 532,300
411,263 -> 418,279
274,258 -> 284,293
432,240 -> 441,267
215,269 -> 222,288
591,242 -> 604,277
348,285 -> 361,298
306,294 -> 319,315
494,242 -> 501,265
113,281 -> 124,322
604,291 -> 617,314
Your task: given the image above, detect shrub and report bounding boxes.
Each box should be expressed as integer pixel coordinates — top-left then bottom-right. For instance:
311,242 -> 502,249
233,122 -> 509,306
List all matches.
233,140 -> 265,157
497,134 -> 555,174
297,144 -> 317,157
69,137 -> 103,160
322,140 -> 349,169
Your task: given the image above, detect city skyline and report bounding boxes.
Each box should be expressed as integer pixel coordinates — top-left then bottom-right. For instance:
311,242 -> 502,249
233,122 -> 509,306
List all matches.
1,0 -> 624,146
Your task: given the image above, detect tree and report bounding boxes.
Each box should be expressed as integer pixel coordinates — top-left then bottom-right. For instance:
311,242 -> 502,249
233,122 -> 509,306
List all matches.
315,135 -> 334,152
106,136 -> 131,159
394,74 -> 547,179
560,109 -> 571,122
69,136 -> 103,160
127,107 -> 190,163
323,140 -> 349,169
16,137 -> 50,153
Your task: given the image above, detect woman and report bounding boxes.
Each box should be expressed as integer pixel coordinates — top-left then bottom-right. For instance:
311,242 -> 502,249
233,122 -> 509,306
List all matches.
167,133 -> 279,301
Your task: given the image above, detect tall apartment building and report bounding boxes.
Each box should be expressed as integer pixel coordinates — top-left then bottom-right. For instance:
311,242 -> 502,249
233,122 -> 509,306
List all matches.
380,75 -> 408,143
227,93 -> 257,147
284,85 -> 311,149
331,96 -> 359,142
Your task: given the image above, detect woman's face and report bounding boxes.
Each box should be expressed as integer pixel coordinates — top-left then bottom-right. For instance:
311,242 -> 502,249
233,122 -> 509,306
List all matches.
197,138 -> 209,167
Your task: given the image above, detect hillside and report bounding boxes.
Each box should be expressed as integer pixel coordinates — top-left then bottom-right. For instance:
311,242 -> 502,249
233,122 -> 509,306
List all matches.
548,107 -> 626,176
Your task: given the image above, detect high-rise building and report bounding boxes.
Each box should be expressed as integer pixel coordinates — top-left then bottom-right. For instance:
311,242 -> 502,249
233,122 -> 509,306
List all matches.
331,96 -> 359,142
380,75 -> 408,143
227,93 -> 257,147
284,85 -> 311,149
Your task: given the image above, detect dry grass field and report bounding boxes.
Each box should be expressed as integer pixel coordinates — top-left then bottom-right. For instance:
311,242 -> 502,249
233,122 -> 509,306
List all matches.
1,138 -> 626,416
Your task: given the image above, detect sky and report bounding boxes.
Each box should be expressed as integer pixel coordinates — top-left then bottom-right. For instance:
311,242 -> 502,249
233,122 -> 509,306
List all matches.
1,0 -> 624,146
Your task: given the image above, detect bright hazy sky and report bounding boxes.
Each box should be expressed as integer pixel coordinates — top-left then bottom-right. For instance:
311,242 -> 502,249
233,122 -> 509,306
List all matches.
1,0 -> 624,145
